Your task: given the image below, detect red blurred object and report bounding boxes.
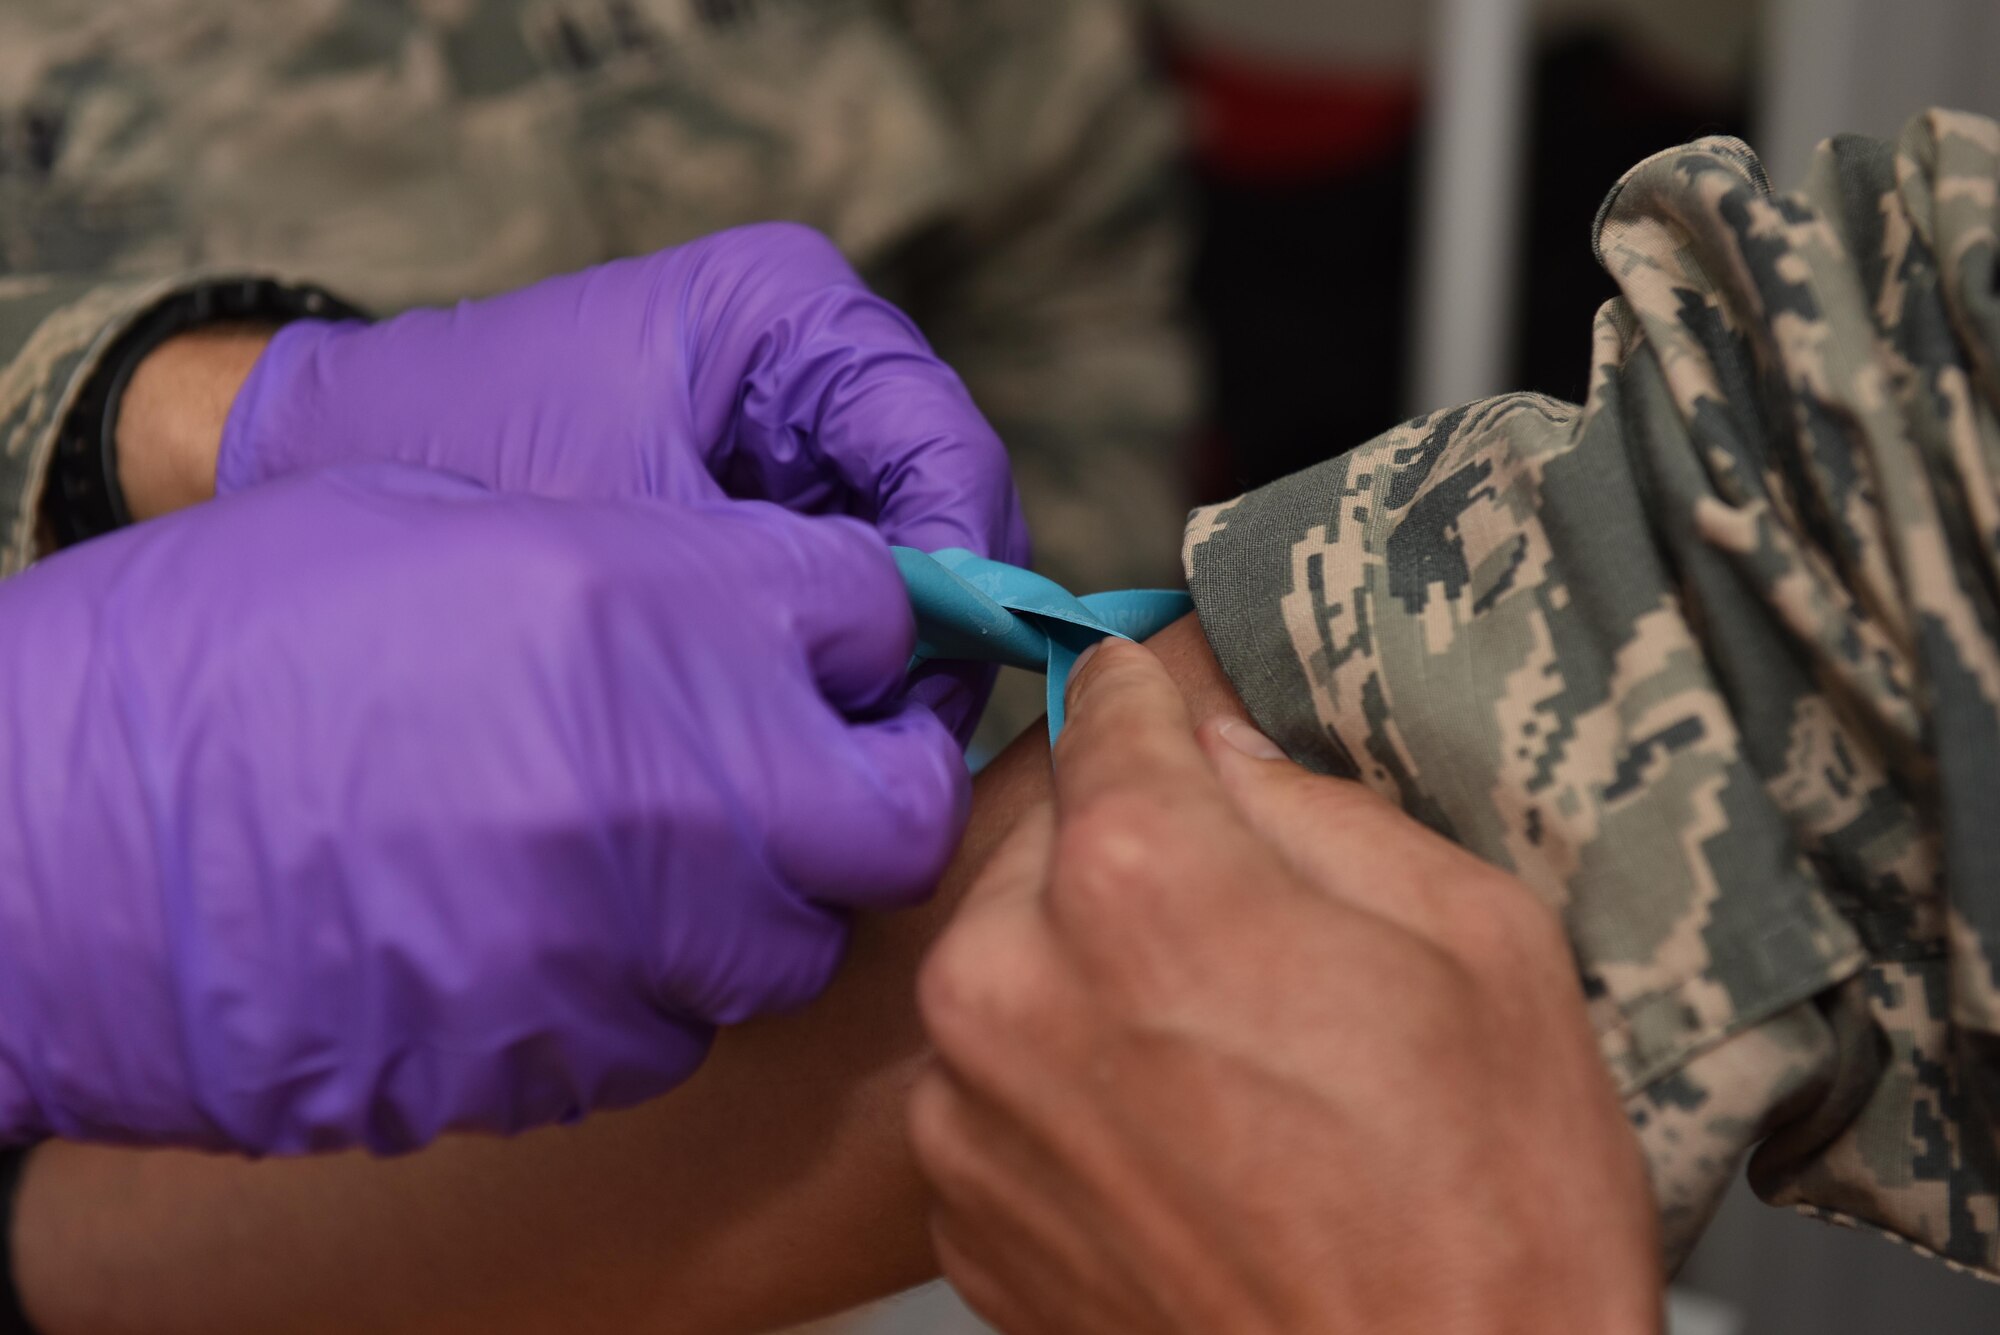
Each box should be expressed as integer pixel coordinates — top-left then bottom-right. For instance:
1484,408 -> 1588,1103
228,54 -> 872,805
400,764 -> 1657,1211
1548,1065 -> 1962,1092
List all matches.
1168,41 -> 1420,183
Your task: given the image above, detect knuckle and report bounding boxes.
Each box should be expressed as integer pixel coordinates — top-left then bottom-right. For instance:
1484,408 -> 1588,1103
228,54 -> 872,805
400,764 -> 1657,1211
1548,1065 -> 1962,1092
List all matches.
915,933 -> 981,1040
1063,791 -> 1180,869
715,220 -> 855,285
497,513 -> 638,609
917,929 -> 1045,1053
447,524 -> 620,653
905,1070 -> 972,1188
746,218 -> 840,258
1444,875 -> 1572,977
1050,796 -> 1179,916
1044,799 -> 1232,1003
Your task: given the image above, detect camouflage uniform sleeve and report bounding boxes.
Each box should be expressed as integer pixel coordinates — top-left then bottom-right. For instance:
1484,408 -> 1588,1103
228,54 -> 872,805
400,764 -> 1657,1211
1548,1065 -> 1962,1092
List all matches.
1183,110 -> 2000,1278
0,274 -> 215,575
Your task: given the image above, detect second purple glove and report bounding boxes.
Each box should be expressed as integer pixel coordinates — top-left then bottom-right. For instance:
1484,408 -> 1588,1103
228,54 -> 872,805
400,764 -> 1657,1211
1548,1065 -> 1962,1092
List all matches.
217,223 -> 1030,741
0,465 -> 965,1154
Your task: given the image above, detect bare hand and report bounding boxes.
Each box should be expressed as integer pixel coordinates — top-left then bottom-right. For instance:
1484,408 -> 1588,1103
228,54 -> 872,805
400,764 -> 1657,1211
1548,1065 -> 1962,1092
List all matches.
911,639 -> 1661,1334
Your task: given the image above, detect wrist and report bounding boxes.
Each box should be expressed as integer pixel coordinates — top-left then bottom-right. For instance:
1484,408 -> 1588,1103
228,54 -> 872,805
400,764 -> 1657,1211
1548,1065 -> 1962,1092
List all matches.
42,280 -> 367,547
115,324 -> 274,520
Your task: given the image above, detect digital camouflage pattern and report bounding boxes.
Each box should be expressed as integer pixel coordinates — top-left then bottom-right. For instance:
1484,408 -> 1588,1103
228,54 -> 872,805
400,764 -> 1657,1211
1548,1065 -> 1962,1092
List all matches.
14,0 -> 2000,1294
1187,109 -> 2000,1278
0,0 -> 1194,598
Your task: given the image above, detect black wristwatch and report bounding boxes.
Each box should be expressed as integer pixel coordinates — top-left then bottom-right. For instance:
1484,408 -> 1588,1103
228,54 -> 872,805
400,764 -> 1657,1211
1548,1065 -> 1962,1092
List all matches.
42,277 -> 367,549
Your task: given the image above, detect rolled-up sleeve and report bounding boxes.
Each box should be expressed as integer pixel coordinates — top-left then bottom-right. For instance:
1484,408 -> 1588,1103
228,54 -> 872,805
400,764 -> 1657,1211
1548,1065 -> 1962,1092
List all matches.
0,274 -> 217,573
1183,110 -> 2000,1276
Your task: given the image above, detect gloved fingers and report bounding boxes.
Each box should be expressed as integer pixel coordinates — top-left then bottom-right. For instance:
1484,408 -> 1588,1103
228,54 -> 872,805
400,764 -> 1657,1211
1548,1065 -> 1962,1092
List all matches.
217,261 -> 740,507
732,505 -> 922,715
677,222 -> 1030,568
801,352 -> 1031,564
905,659 -> 999,749
645,855 -> 855,1025
763,698 -> 970,912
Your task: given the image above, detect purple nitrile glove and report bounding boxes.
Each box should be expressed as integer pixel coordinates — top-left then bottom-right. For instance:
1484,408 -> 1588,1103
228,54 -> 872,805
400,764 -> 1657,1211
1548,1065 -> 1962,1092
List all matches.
217,222 -> 1029,743
0,464 -> 965,1155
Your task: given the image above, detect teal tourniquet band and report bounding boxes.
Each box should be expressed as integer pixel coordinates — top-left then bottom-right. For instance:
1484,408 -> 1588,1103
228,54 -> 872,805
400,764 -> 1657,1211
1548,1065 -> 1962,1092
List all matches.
893,547 -> 1192,741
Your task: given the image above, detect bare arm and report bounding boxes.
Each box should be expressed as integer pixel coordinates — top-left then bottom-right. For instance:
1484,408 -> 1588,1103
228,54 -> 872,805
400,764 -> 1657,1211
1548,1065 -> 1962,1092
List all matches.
112,325 -> 270,520
16,616 -> 1245,1335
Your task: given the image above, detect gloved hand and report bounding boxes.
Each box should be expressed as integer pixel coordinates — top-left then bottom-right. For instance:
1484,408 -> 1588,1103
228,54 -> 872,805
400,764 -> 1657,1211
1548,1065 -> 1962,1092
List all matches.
216,222 -> 1029,742
0,464 -> 965,1154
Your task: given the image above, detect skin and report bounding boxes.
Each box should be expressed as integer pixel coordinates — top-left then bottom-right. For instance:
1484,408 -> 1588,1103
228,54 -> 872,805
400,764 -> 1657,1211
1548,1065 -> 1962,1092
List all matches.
15,621 -> 1236,1334
114,324 -> 273,520
31,325 -> 997,1332
911,641 -> 1663,1335
14,706 -> 1009,1333
21,336 -> 1662,1333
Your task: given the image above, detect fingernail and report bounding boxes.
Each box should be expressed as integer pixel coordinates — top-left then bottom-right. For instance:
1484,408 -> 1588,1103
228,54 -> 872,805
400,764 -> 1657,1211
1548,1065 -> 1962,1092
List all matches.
1215,719 -> 1286,761
1071,640 -> 1105,680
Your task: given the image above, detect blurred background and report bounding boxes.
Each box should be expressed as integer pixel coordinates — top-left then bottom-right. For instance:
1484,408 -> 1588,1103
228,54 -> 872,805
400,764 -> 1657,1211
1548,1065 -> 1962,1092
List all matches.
16,0 -> 1994,1328
869,0 -> 2000,1329
1169,0 -> 2000,502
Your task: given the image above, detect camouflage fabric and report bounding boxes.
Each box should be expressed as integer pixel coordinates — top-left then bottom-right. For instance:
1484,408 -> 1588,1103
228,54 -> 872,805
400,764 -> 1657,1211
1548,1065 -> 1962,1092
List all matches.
0,0 -> 1194,604
1186,110 -> 2000,1278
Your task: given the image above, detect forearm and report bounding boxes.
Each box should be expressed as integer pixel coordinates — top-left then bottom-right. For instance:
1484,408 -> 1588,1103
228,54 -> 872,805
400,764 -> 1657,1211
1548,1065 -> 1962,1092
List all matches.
15,616 -> 1237,1334
17,736 -> 1018,1335
18,853 -> 949,1335
16,855 -> 965,1335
